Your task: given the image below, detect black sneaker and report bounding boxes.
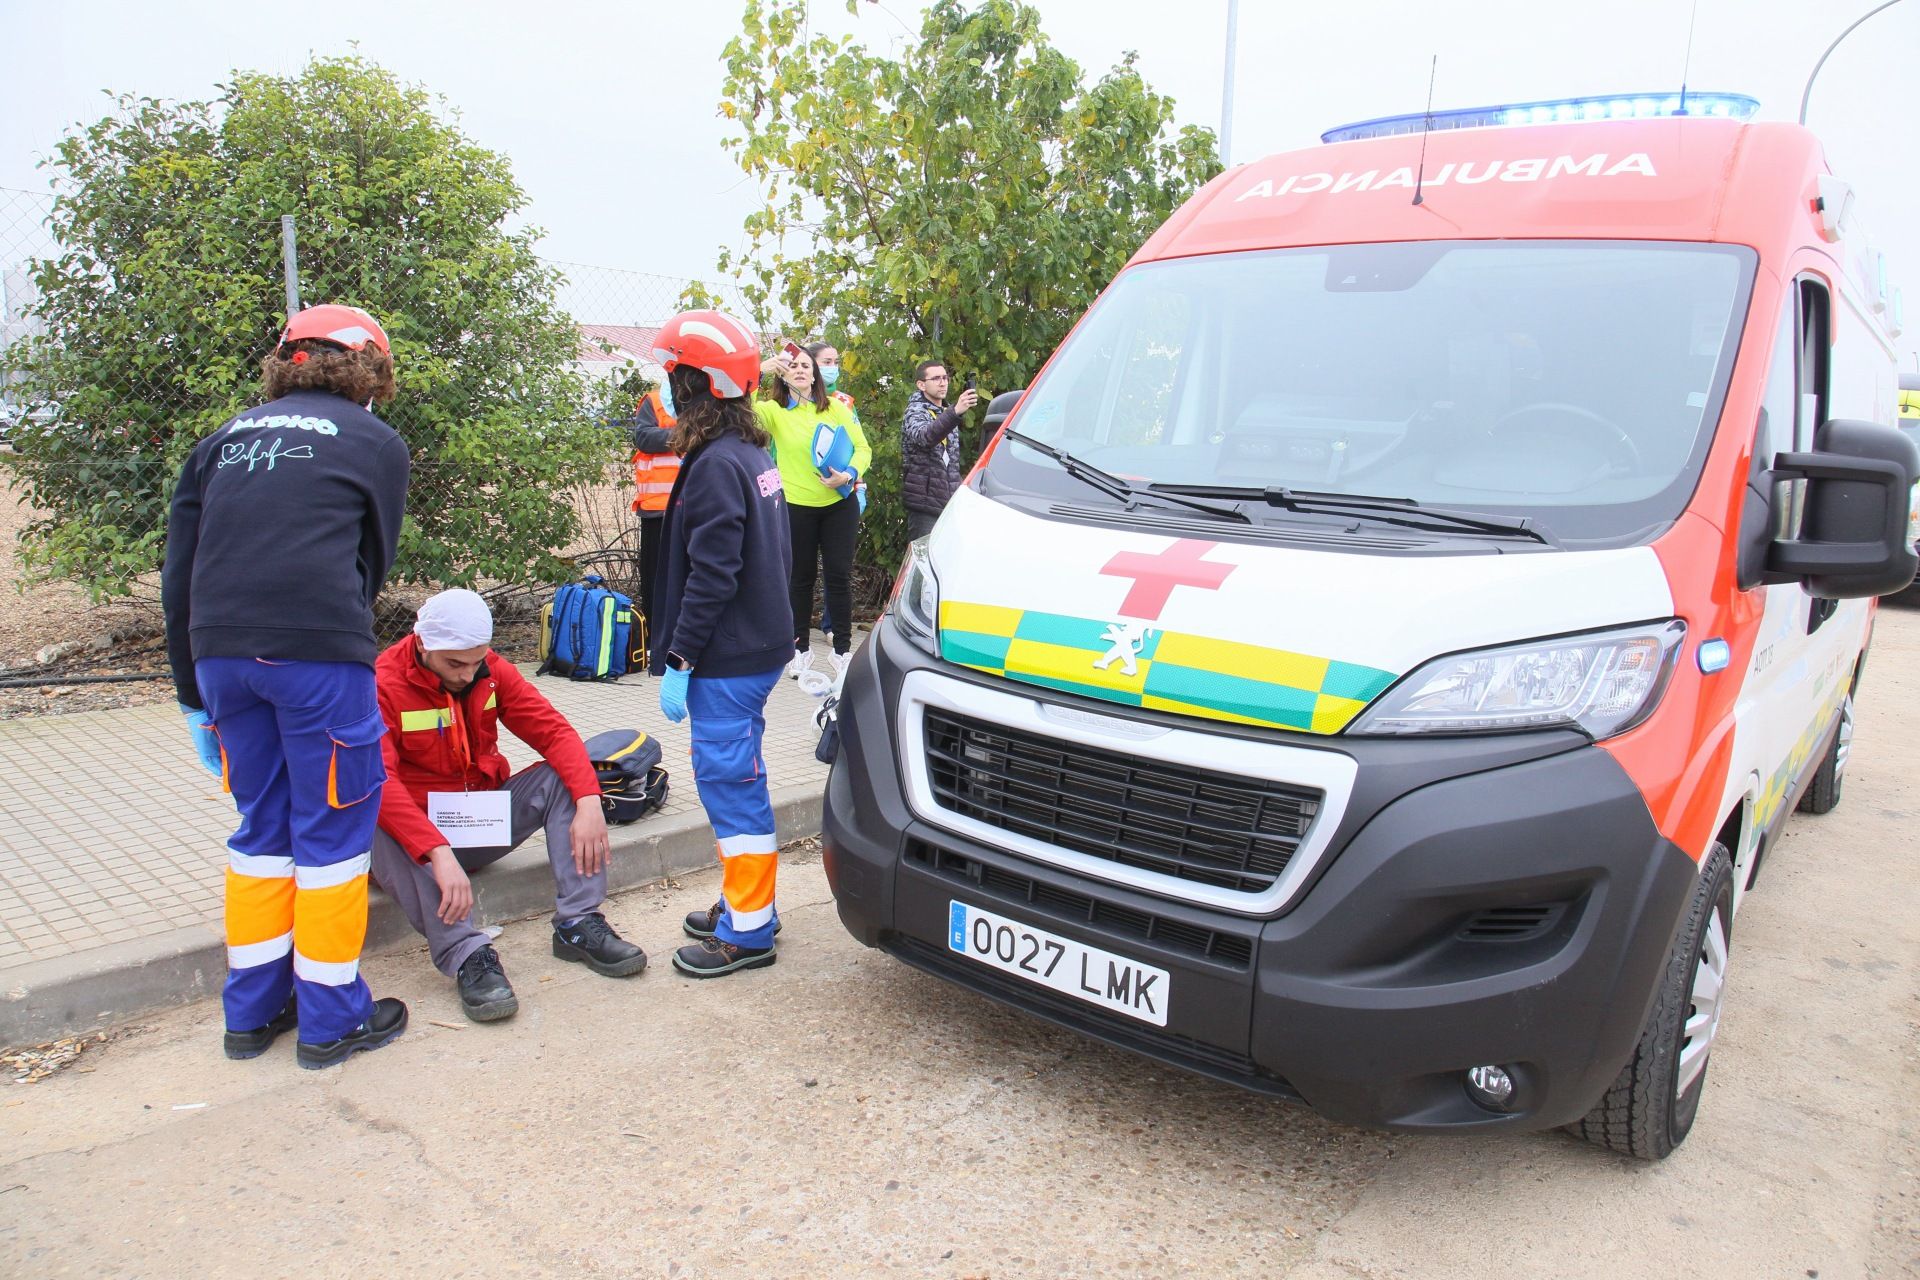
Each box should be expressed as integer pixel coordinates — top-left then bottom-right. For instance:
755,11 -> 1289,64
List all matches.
223,995 -> 298,1060
456,944 -> 518,1022
682,900 -> 784,940
295,997 -> 409,1071
672,935 -> 777,978
552,911 -> 649,978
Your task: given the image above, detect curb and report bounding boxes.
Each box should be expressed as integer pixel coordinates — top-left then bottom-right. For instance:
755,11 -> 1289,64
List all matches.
0,783 -> 823,1050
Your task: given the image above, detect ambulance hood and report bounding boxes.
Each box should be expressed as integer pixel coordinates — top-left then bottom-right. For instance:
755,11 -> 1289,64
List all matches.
928,487 -> 1675,735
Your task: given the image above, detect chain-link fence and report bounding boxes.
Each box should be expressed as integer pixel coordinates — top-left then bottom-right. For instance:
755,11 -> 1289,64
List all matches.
0,184 -> 758,673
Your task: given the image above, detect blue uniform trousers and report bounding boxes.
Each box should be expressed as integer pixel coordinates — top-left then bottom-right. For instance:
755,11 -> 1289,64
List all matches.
196,657 -> 387,1043
687,666 -> 784,949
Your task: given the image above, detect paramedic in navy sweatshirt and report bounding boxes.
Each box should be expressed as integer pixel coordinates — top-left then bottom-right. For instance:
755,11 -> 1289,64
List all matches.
161,304 -> 413,1070
644,309 -> 796,979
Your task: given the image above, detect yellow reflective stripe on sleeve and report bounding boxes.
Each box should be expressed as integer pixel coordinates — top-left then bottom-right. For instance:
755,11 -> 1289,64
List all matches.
400,707 -> 453,732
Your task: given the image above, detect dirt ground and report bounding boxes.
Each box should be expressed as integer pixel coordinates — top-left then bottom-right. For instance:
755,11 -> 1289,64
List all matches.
0,461 -> 173,717
2,609 -> 1917,1277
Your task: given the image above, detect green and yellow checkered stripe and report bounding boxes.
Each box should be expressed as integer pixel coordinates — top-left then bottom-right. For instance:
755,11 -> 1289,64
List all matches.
939,601 -> 1396,734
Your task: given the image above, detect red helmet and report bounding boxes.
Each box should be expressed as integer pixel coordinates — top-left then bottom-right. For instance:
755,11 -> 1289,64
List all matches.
650,310 -> 760,400
279,304 -> 390,355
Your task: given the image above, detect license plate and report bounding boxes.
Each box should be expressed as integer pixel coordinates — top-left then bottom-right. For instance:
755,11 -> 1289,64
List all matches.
948,900 -> 1170,1027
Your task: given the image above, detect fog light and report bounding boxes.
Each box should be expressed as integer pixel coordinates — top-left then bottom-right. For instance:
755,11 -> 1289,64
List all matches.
1465,1064 -> 1517,1110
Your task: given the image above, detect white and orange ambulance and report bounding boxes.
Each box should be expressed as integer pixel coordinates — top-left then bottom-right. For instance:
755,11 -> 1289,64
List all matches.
823,93 -> 1918,1158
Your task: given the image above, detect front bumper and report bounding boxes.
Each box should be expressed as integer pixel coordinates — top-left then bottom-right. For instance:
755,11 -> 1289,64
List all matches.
824,621 -> 1701,1133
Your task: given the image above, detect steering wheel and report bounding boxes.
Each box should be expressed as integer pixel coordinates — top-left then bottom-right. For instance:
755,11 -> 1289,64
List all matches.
1486,402 -> 1641,473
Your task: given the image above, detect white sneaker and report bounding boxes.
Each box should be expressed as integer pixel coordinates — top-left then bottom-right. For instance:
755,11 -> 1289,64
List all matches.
786,650 -> 815,679
828,651 -> 851,682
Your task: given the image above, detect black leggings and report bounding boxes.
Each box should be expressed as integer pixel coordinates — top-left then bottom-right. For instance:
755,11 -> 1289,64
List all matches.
787,498 -> 858,655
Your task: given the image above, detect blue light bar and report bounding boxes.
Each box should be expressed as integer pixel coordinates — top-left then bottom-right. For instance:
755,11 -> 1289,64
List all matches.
1321,92 -> 1761,144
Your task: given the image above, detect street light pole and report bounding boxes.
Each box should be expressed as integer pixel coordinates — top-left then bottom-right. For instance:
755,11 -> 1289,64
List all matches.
1799,0 -> 1909,124
1220,0 -> 1239,167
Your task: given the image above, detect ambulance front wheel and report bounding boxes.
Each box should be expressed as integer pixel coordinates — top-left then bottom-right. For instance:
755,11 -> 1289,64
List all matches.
1571,843 -> 1734,1161
1796,693 -> 1852,816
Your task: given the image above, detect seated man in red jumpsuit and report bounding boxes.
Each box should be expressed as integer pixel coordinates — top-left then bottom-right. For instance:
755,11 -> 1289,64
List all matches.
370,589 -> 647,1021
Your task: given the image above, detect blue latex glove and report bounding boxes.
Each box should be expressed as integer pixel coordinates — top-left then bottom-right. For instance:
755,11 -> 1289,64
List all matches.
181,704 -> 223,778
659,665 -> 690,723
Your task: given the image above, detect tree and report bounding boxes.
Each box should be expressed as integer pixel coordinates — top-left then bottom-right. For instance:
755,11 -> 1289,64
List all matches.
11,56 -> 608,601
714,0 -> 1220,590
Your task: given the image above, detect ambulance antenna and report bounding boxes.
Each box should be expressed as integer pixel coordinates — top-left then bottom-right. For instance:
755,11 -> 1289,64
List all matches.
1411,55 -> 1437,207
1678,0 -> 1700,114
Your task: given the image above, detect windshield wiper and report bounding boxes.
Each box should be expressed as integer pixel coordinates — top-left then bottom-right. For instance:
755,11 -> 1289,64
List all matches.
1149,483 -> 1554,545
1003,430 -> 1249,523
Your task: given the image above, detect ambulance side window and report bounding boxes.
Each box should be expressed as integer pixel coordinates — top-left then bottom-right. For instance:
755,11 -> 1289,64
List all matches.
1795,279 -> 1831,450
1796,278 -> 1838,632
1756,302 -> 1795,467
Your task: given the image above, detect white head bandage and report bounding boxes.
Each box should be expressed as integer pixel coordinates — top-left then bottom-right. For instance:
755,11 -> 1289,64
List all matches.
414,589 -> 494,651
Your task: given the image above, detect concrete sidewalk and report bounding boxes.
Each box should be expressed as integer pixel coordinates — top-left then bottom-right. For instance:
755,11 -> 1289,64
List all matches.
0,641 -> 842,1047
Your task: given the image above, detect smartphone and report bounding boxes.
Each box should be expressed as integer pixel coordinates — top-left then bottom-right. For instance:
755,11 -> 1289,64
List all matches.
783,340 -> 803,361
964,374 -> 977,393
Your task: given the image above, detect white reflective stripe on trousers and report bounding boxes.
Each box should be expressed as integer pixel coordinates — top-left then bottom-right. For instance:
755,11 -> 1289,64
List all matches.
227,931 -> 294,969
728,902 -> 776,932
228,849 -> 295,878
292,952 -> 362,986
293,851 -> 372,890
717,832 -> 777,857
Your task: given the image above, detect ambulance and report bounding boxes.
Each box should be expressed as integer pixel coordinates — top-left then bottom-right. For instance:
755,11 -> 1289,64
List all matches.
821,93 -> 1919,1159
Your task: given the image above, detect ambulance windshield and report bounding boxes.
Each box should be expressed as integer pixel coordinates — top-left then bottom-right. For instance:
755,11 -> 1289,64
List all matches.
991,240 -> 1754,545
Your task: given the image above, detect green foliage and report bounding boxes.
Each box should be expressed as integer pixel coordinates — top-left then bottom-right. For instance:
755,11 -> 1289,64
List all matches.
12,56 -> 606,599
715,0 -> 1220,589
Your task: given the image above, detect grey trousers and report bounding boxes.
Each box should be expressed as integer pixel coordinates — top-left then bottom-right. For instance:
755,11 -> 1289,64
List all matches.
370,764 -> 605,977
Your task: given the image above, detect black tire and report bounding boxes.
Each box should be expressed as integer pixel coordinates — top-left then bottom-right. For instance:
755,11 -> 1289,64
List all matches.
1573,843 -> 1734,1160
1797,695 -> 1851,816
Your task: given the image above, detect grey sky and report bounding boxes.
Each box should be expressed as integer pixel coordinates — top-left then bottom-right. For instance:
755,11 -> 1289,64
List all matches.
4,0 -> 1915,365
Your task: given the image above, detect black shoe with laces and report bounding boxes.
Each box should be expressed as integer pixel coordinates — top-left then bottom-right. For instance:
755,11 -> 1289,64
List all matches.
223,995 -> 299,1060
672,935 -> 777,978
456,944 -> 518,1022
552,911 -> 648,978
295,997 -> 409,1071
682,900 -> 783,940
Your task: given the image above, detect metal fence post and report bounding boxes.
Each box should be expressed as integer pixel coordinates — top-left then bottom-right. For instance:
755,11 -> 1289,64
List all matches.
280,214 -> 300,319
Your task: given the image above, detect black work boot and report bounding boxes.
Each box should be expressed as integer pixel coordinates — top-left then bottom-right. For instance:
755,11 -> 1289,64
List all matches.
455,944 -> 518,1022
683,900 -> 783,940
223,995 -> 299,1060
552,911 -> 649,978
672,935 -> 777,978
295,997 -> 409,1071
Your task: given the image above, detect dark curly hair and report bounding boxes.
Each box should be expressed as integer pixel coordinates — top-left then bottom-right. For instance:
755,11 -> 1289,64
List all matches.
260,339 -> 397,405
668,368 -> 770,454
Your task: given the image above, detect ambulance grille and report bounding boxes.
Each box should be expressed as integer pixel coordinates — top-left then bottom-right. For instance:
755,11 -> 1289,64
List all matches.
922,709 -> 1322,896
906,840 -> 1256,968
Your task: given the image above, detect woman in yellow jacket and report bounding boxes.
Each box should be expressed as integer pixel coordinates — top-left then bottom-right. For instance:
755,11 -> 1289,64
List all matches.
755,345 -> 870,680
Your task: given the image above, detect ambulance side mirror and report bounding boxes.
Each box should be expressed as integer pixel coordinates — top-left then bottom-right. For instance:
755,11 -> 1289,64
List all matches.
983,389 -> 1025,434
1765,419 -> 1920,598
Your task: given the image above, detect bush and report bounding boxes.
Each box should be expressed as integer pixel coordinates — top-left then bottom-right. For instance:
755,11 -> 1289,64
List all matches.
11,56 -> 606,601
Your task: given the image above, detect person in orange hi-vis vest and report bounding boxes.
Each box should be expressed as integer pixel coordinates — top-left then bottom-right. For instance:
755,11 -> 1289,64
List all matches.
628,384 -> 681,618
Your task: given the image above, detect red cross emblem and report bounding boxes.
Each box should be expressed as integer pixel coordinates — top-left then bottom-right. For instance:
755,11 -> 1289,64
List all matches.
1100,539 -> 1237,620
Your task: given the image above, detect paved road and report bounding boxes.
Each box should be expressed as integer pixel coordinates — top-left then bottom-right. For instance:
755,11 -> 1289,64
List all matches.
4,611 -> 1918,1278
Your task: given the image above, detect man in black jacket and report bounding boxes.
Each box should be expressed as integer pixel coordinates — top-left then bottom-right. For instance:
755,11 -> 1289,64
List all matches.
162,304 -> 412,1069
900,360 -> 978,539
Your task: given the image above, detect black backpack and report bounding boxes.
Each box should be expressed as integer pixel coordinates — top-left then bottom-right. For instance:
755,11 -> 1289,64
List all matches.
582,728 -> 669,824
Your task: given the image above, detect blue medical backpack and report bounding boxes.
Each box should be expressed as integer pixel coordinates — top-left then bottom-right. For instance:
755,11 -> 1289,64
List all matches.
538,574 -> 646,681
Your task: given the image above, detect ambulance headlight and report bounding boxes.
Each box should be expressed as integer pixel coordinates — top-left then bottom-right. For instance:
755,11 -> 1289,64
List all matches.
1347,620 -> 1686,739
888,538 -> 940,653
